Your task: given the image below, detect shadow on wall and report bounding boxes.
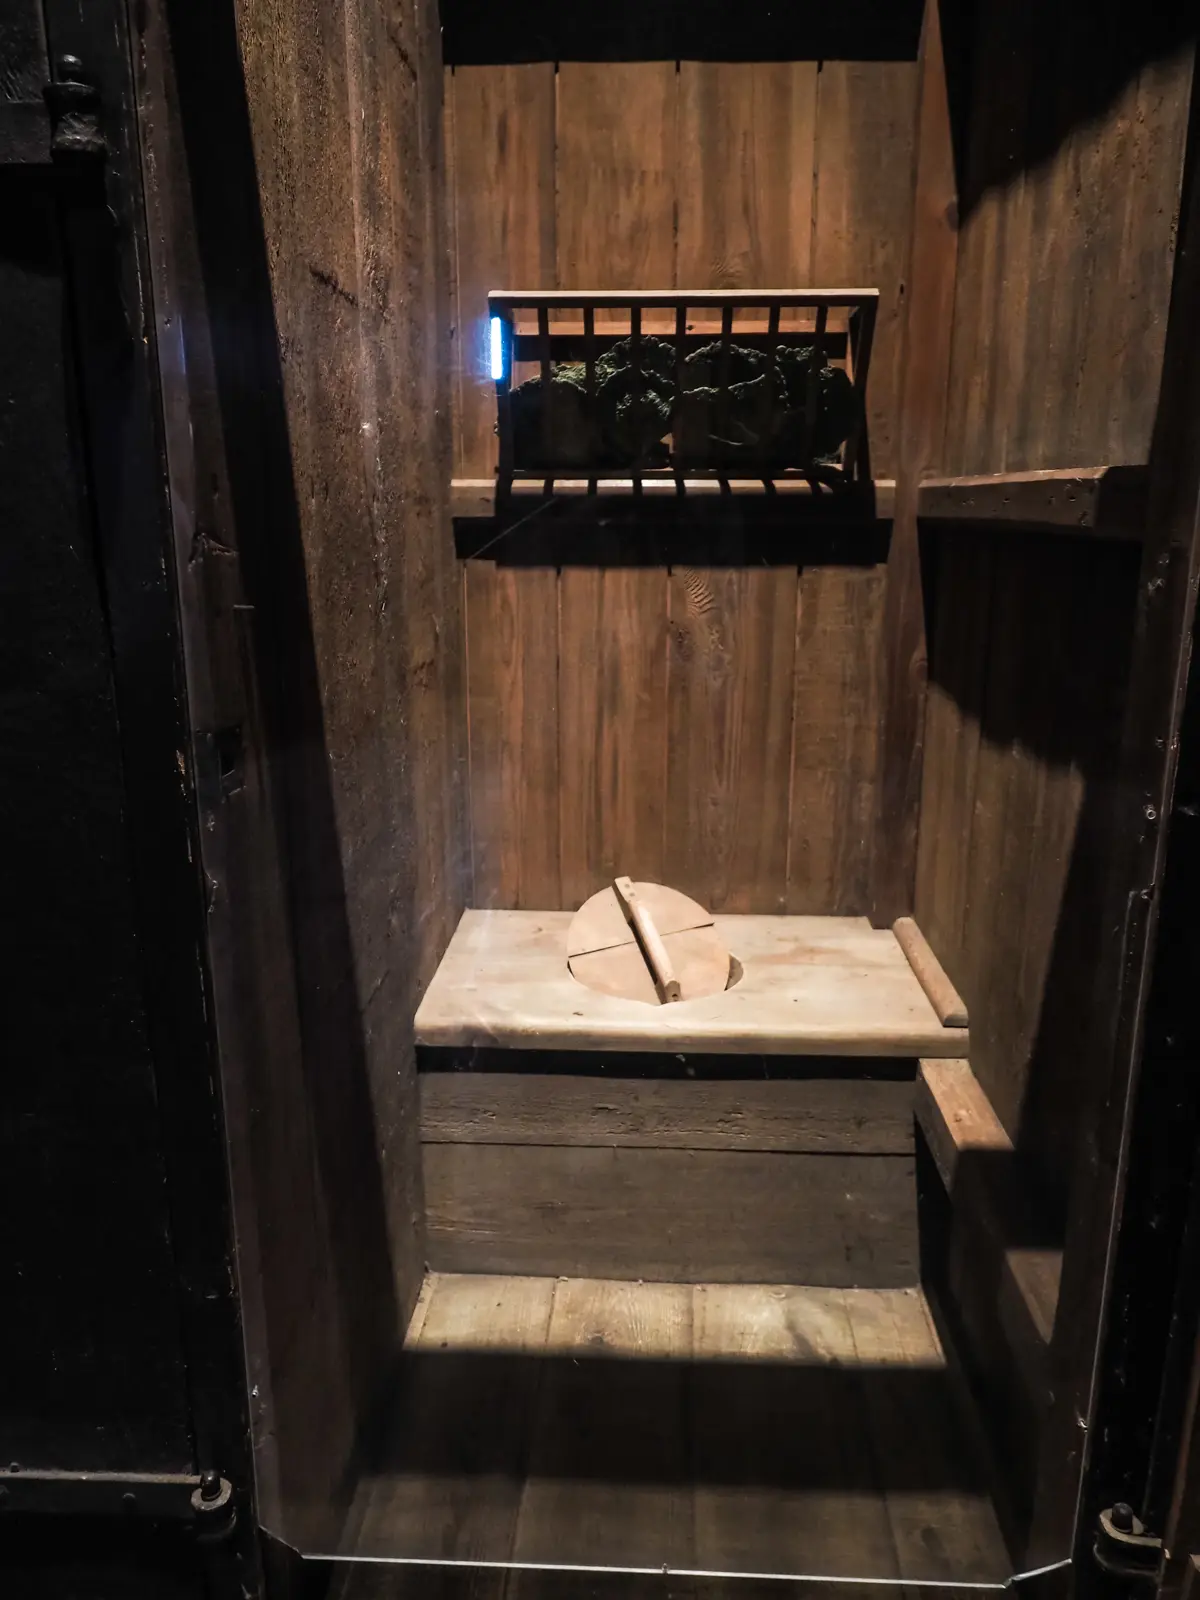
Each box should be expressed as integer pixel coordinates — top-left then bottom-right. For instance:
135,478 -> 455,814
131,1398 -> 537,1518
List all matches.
159,0 -> 414,1548
942,0 -> 1195,221
444,0 -> 1196,234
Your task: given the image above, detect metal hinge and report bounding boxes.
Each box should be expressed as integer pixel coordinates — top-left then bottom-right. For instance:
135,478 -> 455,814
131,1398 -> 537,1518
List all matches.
0,1467 -> 235,1537
1095,1503 -> 1164,1583
44,55 -> 106,163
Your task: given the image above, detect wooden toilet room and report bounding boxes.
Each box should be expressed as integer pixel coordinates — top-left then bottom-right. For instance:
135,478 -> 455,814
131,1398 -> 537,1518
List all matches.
142,0 -> 1200,1587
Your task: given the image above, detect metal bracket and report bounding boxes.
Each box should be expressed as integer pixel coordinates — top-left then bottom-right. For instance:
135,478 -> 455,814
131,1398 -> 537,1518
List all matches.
0,1467 -> 235,1538
1094,1504 -> 1164,1582
45,55 -> 106,163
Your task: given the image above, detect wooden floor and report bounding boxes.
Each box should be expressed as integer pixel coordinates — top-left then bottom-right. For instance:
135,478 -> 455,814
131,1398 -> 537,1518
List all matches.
415,913 -> 969,1056
337,1272 -> 1011,1584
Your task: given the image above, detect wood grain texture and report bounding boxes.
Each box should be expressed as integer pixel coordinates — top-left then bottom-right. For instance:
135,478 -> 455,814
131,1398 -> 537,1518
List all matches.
848,1288 -> 1013,1582
230,0 -> 466,1548
918,466 -> 1150,537
339,1273 -> 555,1563
665,568 -> 798,912
337,1274 -> 1008,1581
916,1058 -> 1012,1193
942,20 -> 1192,475
555,62 -> 678,297
676,63 -> 818,290
424,1144 -> 917,1285
868,1 -> 960,927
465,563 -> 560,907
446,65 -> 556,477
420,1071 -> 916,1155
558,568 -> 669,907
812,61 -> 918,480
789,565 -> 885,914
515,1277 -> 694,1569
894,916 -> 969,1028
448,60 -> 908,919
691,1282 -> 900,1580
415,910 -> 960,1057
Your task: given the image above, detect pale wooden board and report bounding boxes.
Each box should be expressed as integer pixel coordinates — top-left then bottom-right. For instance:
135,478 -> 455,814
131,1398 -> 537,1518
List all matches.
570,922 -> 732,1005
419,1071 -> 916,1155
415,910 -> 963,1056
916,1058 -> 1012,1192
422,1144 -> 917,1286
567,882 -> 712,956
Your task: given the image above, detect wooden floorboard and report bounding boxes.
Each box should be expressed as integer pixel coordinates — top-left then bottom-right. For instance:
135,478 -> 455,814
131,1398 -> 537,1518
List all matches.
337,1274 -> 1012,1583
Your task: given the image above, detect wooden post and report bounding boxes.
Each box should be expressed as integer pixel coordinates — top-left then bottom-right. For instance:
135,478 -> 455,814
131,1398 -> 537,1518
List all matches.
868,0 -> 959,926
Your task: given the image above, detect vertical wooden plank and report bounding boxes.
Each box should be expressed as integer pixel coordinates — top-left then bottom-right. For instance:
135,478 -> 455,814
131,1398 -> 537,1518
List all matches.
812,61 -> 918,480
555,62 -> 678,295
676,63 -> 817,289
554,64 -> 676,908
665,567 -> 798,913
788,565 -> 885,915
867,2 -> 959,925
449,65 -> 556,477
559,569 -> 669,907
465,563 -> 561,908
914,535 -> 994,975
670,66 -> 814,917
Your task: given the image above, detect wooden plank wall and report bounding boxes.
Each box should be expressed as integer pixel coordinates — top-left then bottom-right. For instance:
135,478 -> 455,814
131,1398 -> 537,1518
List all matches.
227,0 -> 468,1545
447,61 -> 918,912
940,14 -> 1193,477
915,533 -> 1141,1183
916,8 -> 1194,1167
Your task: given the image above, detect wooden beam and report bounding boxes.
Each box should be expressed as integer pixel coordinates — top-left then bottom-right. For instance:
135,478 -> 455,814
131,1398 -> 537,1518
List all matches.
450,476 -> 896,517
915,1058 -> 1010,1191
489,287 -> 880,308
917,465 -> 1149,537
869,0 -> 960,926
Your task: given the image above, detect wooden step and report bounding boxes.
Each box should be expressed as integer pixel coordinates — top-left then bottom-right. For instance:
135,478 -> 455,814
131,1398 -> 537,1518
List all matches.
415,911 -> 969,1057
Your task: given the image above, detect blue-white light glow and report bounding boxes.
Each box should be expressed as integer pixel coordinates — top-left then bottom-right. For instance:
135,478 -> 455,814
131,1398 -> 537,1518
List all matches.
490,316 -> 505,382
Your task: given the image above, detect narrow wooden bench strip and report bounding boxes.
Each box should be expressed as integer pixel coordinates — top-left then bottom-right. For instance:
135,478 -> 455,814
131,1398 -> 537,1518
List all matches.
915,1057 -> 1008,1189
894,918 -> 969,1028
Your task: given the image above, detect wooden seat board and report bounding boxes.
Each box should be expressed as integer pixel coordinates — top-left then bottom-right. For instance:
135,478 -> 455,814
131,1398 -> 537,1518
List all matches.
415,910 -> 967,1056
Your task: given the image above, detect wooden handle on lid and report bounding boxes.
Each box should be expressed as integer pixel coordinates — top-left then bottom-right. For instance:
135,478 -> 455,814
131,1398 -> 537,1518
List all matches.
612,876 -> 682,1003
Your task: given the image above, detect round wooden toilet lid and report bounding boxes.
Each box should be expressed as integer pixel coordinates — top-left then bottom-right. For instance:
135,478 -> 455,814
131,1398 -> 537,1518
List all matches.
567,880 -> 733,1005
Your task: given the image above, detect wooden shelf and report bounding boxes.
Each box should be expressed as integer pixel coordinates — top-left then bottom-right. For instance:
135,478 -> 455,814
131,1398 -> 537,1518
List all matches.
917,465 -> 1148,539
338,1270 -> 1011,1583
415,911 -> 968,1057
450,474 -> 896,520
